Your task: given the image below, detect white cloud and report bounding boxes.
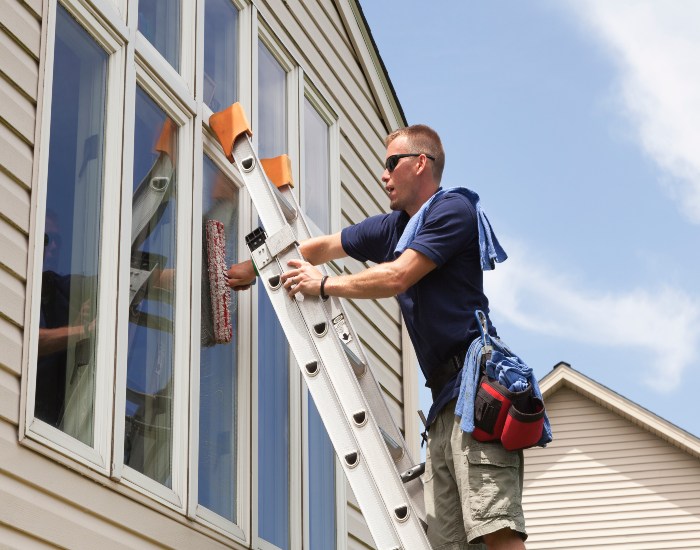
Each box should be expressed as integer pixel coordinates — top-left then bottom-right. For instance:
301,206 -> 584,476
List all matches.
566,0 -> 700,223
485,241 -> 700,392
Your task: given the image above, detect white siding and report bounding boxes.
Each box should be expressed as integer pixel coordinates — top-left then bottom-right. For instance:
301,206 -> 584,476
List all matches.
523,388 -> 700,549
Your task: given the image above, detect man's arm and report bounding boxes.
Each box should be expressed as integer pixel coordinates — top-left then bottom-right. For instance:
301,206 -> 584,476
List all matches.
226,233 -> 346,290
298,232 -> 345,265
282,248 -> 437,300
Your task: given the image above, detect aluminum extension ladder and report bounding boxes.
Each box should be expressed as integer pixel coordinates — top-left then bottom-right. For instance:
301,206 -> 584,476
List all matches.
210,103 -> 432,550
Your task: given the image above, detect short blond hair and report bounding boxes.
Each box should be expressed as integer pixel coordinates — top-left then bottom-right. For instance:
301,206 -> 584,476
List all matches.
386,124 -> 445,183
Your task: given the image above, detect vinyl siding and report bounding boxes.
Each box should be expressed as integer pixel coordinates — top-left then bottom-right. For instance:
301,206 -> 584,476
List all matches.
523,387 -> 700,549
0,0 -> 36,430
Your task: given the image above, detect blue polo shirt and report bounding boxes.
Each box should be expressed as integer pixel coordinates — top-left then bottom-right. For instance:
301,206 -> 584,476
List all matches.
341,191 -> 497,427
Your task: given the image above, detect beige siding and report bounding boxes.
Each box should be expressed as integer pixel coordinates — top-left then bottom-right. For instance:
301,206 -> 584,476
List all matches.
523,388 -> 700,549
0,422 -> 243,549
0,0 -> 36,423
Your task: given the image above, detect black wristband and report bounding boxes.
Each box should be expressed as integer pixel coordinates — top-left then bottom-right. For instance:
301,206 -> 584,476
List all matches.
320,275 -> 329,301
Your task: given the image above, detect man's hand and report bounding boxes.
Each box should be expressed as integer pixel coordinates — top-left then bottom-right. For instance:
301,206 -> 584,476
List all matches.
281,259 -> 324,298
226,259 -> 256,291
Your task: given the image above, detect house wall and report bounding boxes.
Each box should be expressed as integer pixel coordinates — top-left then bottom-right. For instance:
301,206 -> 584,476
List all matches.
0,0 -> 407,548
523,387 -> 700,549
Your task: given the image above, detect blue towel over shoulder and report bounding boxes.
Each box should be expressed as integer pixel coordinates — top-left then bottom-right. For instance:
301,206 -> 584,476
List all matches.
394,187 -> 507,270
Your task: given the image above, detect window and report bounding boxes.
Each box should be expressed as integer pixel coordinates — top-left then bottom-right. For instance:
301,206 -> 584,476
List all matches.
301,84 -> 340,550
34,5 -> 108,448
27,1 -> 343,547
198,154 -> 240,522
138,0 -> 181,70
256,33 -> 294,550
301,85 -> 340,240
204,0 -> 239,112
123,87 -> 178,488
303,97 -> 330,234
306,397 -> 336,550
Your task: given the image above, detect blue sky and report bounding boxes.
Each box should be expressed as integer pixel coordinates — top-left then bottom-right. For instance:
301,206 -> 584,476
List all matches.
360,1 -> 700,438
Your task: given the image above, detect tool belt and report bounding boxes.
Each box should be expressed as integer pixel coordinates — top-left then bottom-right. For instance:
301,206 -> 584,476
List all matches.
427,348 -> 468,402
472,374 -> 545,451
471,311 -> 545,451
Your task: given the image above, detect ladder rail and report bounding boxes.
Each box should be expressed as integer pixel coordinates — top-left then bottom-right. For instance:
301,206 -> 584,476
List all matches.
275,181 -> 428,521
211,104 -> 432,550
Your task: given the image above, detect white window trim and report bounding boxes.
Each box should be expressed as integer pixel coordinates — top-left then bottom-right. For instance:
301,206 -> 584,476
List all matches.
22,0 -> 126,475
111,63 -> 194,511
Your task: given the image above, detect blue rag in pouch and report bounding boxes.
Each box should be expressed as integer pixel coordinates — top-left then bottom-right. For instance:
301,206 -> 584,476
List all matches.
456,336 -> 552,447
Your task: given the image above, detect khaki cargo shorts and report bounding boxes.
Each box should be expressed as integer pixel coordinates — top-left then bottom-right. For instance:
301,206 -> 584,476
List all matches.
423,400 -> 527,549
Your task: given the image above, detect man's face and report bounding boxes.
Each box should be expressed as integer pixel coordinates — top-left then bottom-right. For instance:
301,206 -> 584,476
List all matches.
382,136 -> 421,213
43,215 -> 61,271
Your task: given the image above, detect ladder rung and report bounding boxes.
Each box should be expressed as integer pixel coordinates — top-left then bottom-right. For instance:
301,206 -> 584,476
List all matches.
400,462 -> 425,484
341,340 -> 366,378
379,427 -> 404,462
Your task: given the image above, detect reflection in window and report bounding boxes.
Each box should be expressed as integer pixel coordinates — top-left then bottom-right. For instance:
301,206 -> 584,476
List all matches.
308,396 -> 336,550
199,156 -> 239,521
204,0 -> 238,112
35,5 -> 107,446
257,38 -> 290,549
138,0 -> 180,70
303,97 -> 330,235
124,88 -> 178,487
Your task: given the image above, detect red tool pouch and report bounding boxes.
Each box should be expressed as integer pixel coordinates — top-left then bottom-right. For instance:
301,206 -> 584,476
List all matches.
500,396 -> 545,451
472,377 -> 513,442
472,376 -> 545,450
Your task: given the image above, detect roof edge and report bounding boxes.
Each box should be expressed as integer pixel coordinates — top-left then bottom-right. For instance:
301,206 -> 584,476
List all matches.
540,363 -> 700,461
335,0 -> 407,132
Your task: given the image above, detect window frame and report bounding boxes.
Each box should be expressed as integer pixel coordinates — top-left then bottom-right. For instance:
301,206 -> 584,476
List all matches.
186,131 -> 252,543
22,0 -> 347,546
23,0 -> 126,475
251,16 -> 303,550
299,75 -> 341,239
301,384 -> 348,550
111,63 -> 195,510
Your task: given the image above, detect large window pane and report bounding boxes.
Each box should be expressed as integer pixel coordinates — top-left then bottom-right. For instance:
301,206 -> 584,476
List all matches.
257,39 -> 289,548
138,0 -> 180,70
258,292 -> 290,548
308,396 -> 336,550
258,40 -> 287,158
303,98 -> 330,234
124,88 -> 178,488
35,6 -> 108,446
204,0 -> 238,112
198,156 -> 239,521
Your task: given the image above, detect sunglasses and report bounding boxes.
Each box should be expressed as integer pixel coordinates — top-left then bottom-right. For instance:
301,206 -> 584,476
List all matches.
385,153 -> 435,173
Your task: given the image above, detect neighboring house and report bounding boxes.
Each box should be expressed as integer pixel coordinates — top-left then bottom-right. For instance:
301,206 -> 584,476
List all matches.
524,363 -> 700,549
0,1 -> 418,549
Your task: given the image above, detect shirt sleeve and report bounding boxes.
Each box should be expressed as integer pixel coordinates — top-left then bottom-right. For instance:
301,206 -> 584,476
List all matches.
407,194 -> 478,267
341,213 -> 393,264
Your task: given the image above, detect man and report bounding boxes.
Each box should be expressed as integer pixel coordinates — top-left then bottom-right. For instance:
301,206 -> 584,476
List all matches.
226,125 -> 527,549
